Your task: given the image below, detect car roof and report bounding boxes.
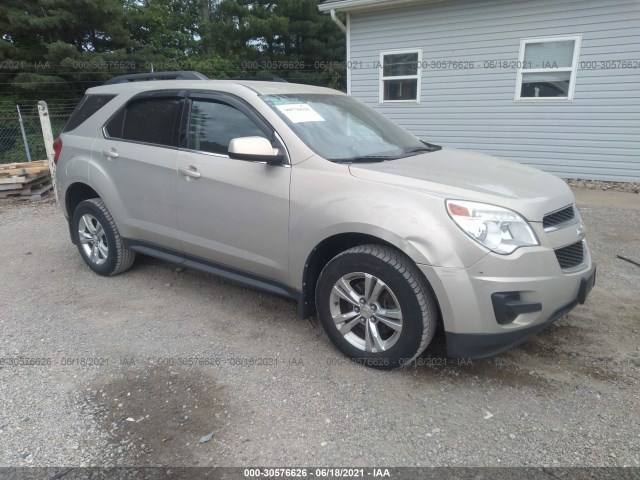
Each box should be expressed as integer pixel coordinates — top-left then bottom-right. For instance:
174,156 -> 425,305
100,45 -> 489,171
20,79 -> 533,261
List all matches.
86,80 -> 345,97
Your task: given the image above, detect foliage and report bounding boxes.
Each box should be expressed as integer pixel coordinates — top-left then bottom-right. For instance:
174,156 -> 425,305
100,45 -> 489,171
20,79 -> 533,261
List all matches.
0,0 -> 347,103
0,0 -> 346,163
203,0 -> 346,87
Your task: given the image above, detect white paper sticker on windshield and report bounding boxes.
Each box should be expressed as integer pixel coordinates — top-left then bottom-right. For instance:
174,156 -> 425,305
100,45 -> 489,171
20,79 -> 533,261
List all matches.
276,104 -> 325,123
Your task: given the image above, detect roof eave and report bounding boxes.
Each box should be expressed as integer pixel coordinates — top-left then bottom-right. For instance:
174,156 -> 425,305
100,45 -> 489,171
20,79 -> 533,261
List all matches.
318,0 -> 438,13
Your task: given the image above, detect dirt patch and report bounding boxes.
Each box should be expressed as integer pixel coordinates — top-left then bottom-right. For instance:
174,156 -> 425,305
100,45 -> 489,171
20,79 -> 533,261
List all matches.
510,317 -> 639,385
517,322 -> 591,357
79,366 -> 233,466
409,337 -> 554,391
432,357 -> 554,390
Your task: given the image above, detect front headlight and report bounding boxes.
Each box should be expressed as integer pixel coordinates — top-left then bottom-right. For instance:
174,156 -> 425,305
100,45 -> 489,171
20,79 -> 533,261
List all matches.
446,200 -> 539,255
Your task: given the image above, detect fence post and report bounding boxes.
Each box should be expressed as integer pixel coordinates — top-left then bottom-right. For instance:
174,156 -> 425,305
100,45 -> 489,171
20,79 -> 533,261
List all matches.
38,101 -> 59,203
16,105 -> 32,162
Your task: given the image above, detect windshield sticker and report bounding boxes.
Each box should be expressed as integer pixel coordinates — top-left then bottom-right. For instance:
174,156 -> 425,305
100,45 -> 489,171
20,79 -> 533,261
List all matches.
276,104 -> 325,123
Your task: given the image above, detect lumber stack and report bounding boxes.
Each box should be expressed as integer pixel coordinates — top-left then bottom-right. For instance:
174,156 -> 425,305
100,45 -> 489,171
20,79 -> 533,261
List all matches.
0,160 -> 53,201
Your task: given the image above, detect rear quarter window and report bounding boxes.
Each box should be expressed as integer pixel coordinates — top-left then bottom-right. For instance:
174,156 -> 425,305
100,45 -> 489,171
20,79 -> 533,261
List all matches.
62,95 -> 116,133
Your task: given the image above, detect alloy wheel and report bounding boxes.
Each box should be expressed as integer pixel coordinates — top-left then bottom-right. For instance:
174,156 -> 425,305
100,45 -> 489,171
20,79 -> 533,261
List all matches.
78,214 -> 108,265
329,272 -> 403,353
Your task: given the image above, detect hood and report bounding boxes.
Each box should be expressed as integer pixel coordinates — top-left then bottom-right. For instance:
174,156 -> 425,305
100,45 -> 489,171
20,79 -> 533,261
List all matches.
348,148 -> 575,222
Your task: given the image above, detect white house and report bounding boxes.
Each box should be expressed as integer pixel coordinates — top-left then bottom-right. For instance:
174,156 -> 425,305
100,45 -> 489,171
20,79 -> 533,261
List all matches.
319,0 -> 640,182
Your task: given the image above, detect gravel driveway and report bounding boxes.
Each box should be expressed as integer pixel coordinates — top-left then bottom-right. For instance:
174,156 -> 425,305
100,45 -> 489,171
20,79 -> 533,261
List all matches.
0,189 -> 638,468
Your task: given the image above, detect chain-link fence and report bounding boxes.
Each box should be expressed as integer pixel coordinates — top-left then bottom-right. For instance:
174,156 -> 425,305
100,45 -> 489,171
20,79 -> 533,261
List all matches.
0,101 -> 78,164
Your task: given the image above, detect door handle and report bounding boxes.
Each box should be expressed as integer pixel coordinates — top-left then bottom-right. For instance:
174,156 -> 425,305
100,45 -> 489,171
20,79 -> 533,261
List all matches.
101,148 -> 119,159
178,166 -> 201,179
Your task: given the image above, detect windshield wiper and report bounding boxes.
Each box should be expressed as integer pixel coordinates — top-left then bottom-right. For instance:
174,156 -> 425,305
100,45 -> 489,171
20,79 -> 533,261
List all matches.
333,155 -> 398,164
402,142 -> 442,156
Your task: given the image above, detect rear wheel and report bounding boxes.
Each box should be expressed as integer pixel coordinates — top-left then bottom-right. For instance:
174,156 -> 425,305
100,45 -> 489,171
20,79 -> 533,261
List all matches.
316,244 -> 437,369
72,198 -> 135,276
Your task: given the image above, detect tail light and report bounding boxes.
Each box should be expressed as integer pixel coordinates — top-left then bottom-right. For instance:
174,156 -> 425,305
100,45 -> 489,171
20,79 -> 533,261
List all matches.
53,138 -> 62,165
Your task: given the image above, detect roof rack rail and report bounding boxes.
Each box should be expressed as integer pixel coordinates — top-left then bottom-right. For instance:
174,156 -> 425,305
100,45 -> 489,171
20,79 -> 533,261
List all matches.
230,76 -> 288,83
103,71 -> 209,85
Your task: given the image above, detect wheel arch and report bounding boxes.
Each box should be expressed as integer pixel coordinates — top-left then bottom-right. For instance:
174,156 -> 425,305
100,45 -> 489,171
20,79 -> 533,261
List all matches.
299,232 -> 442,322
65,182 -> 100,244
65,182 -> 99,217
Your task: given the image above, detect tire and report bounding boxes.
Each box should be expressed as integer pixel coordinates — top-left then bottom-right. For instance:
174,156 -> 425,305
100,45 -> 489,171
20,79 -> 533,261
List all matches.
72,198 -> 135,276
316,244 -> 437,370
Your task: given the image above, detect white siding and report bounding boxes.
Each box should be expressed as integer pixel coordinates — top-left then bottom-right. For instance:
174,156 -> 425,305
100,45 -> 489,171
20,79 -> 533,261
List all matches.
349,0 -> 640,181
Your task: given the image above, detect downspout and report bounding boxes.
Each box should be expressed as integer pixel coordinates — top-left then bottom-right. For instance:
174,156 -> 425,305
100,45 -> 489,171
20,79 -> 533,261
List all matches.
330,9 -> 347,33
329,8 -> 349,93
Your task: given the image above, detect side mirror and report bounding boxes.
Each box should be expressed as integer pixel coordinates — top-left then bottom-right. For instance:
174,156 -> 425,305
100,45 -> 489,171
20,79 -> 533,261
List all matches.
228,136 -> 284,165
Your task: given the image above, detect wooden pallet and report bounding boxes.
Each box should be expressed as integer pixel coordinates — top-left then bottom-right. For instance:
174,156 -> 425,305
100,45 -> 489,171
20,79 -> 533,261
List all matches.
0,160 -> 53,201
0,160 -> 49,177
0,160 -> 48,169
25,183 -> 54,201
0,172 -> 49,189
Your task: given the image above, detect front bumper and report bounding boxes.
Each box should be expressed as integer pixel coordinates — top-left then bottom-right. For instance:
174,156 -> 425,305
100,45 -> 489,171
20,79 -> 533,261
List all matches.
418,244 -> 596,359
445,263 -> 595,358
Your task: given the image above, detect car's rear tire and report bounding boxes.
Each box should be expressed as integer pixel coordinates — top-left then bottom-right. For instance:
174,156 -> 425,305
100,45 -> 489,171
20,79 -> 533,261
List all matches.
316,244 -> 437,370
72,198 -> 135,276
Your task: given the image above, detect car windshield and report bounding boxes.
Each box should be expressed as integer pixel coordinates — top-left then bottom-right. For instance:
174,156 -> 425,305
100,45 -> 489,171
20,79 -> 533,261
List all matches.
261,93 -> 439,162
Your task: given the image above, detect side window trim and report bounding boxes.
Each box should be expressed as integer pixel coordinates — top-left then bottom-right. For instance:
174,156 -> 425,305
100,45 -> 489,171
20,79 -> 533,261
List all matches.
180,91 -> 290,164
102,90 -> 186,149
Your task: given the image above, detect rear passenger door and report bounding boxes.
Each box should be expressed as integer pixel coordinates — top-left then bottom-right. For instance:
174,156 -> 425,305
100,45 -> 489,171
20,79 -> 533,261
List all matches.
174,92 -> 291,284
92,91 -> 183,251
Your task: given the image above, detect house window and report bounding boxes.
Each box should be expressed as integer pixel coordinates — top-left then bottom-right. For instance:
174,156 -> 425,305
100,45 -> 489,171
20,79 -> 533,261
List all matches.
515,35 -> 581,101
380,49 -> 422,103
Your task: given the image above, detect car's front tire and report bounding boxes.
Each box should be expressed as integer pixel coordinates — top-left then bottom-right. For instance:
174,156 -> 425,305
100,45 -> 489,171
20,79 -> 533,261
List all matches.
72,198 -> 135,276
316,244 -> 437,370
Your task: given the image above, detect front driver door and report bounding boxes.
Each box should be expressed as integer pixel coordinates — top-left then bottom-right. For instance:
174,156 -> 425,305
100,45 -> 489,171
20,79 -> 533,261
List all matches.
174,92 -> 291,285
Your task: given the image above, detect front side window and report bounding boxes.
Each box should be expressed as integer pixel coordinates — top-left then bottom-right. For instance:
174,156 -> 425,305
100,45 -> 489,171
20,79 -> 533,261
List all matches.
516,35 -> 581,101
262,94 -> 438,162
380,49 -> 422,103
105,97 -> 181,147
187,100 -> 267,155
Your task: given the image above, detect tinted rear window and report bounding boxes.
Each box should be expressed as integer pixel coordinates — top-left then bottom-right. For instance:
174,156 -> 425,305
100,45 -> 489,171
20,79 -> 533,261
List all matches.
105,97 -> 180,147
63,95 -> 116,133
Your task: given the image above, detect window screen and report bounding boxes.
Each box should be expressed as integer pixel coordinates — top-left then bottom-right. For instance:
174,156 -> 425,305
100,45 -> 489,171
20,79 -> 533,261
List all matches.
523,40 -> 576,69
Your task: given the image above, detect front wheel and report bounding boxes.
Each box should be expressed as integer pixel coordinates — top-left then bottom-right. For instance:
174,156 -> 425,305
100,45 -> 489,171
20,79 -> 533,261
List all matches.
316,244 -> 437,370
72,198 -> 135,276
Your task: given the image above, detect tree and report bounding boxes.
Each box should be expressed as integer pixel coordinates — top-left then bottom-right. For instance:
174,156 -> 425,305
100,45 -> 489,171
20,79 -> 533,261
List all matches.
0,0 -> 133,101
0,0 -> 347,106
202,0 -> 346,88
124,0 -> 200,57
0,0 -> 131,58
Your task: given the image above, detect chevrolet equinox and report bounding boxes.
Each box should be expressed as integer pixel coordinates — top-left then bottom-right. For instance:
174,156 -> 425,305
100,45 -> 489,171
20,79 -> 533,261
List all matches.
54,77 -> 596,369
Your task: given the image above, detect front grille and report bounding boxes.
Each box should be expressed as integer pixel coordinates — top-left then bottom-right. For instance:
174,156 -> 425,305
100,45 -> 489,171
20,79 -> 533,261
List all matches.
555,241 -> 584,270
543,205 -> 575,229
